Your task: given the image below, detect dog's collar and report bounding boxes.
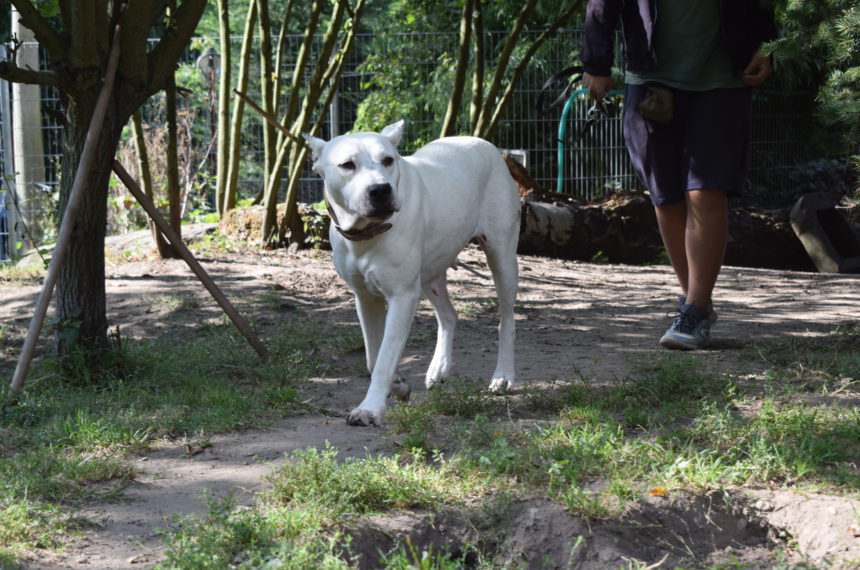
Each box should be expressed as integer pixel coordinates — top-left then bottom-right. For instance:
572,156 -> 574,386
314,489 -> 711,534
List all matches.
324,194 -> 393,242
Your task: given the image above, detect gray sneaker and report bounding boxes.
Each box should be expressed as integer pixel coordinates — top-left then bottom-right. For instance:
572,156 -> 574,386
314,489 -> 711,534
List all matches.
679,296 -> 718,326
660,303 -> 713,350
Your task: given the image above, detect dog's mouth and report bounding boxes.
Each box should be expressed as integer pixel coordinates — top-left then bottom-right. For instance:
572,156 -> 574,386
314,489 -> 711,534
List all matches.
366,205 -> 396,221
324,195 -> 395,242
338,218 -> 393,241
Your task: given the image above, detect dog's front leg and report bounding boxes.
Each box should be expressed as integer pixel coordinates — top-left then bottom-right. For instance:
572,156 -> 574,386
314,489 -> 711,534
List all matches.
354,293 -> 386,374
347,291 -> 420,427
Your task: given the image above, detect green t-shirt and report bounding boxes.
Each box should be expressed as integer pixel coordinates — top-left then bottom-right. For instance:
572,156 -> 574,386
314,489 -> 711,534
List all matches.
626,0 -> 744,90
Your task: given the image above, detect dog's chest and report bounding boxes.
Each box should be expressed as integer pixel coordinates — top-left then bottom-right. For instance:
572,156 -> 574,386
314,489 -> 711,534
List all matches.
335,245 -> 420,298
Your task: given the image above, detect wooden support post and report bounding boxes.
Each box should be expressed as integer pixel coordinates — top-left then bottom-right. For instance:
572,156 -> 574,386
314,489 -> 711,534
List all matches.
7,27 -> 122,401
112,160 -> 269,361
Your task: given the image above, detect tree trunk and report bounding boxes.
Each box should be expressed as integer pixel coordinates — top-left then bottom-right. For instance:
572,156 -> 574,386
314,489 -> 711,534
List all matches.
509,155 -> 813,270
224,1 -> 258,214
255,0 -> 276,209
440,0 -> 473,138
164,77 -> 181,258
3,0 -> 207,361
215,0 -> 232,216
55,94 -> 124,353
469,1 -> 485,133
130,111 -> 171,257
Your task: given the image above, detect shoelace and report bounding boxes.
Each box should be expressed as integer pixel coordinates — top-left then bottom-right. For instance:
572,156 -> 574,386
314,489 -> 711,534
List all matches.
669,310 -> 702,335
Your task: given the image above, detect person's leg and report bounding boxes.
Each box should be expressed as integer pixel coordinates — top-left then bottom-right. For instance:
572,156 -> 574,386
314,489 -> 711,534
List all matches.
654,200 -> 689,297
684,188 -> 728,310
656,188 -> 726,350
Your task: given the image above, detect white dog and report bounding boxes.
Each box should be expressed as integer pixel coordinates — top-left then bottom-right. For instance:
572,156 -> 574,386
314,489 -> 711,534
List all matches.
304,121 -> 520,426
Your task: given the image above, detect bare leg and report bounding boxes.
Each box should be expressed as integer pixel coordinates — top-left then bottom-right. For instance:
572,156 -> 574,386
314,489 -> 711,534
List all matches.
684,189 -> 727,309
654,189 -> 727,309
654,200 -> 689,297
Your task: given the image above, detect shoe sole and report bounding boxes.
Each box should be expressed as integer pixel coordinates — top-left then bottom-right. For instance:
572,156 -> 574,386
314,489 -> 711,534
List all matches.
659,335 -> 704,350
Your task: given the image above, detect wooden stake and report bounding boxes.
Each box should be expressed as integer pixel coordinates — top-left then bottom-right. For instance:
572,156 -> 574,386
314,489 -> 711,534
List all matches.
112,160 -> 269,361
7,26 -> 122,400
233,89 -> 306,146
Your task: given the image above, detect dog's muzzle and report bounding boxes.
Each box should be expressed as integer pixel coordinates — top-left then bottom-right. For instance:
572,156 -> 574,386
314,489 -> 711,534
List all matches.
325,193 -> 393,242
366,183 -> 396,220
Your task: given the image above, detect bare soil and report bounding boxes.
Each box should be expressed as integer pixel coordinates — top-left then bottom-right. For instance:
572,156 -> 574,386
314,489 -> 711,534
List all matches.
3,225 -> 859,569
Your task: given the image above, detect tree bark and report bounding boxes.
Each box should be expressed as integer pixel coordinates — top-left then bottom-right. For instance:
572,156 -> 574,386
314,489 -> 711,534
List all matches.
2,0 -> 207,356
164,76 -> 181,258
54,95 -> 123,353
215,0 -> 232,216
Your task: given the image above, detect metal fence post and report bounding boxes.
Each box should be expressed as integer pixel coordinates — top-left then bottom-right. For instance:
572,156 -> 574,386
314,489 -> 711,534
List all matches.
0,44 -> 14,262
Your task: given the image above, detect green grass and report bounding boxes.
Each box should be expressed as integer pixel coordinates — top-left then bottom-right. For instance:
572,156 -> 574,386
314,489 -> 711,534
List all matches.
0,318 -> 343,564
2,302 -> 859,567
157,447 -> 485,569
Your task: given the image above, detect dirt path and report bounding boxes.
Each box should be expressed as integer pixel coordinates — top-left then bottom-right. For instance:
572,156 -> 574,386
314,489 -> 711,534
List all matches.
3,234 -> 859,568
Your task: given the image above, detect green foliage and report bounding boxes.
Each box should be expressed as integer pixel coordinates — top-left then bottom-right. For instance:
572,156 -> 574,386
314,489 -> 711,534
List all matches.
380,539 -> 471,570
768,1 -> 860,197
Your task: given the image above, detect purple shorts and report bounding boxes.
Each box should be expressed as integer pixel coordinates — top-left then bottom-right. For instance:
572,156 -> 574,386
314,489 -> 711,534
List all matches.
623,84 -> 753,206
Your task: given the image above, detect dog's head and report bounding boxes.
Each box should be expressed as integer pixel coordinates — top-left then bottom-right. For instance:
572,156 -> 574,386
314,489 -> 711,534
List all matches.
304,121 -> 404,233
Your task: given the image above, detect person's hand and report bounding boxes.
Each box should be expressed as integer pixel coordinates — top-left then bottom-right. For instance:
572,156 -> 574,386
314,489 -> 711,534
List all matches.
742,51 -> 772,86
583,72 -> 612,100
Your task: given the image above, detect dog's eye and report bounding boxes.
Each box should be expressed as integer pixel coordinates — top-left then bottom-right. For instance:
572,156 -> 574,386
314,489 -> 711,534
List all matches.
339,161 -> 356,171
382,156 -> 394,168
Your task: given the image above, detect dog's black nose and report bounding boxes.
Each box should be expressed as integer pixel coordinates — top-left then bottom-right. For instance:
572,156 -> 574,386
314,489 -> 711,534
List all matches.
367,183 -> 392,200
366,183 -> 395,219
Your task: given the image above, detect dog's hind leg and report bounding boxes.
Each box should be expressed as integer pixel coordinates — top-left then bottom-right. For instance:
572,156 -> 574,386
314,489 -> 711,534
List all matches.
483,237 -> 518,393
422,275 -> 457,389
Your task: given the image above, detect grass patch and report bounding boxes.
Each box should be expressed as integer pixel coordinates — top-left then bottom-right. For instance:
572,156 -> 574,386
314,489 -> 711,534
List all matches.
266,445 -> 479,518
0,318 -> 343,565
0,260 -> 45,286
156,494 -> 347,570
388,349 -> 859,520
158,446 -> 485,569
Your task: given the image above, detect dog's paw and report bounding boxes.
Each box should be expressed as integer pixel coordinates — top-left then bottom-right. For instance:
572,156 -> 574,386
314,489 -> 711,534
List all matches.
390,376 -> 411,402
489,376 -> 515,394
425,375 -> 444,390
425,362 -> 452,390
346,407 -> 383,427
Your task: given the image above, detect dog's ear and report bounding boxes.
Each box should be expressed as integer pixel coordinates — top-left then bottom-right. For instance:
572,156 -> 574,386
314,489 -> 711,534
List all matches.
380,120 -> 405,148
303,134 -> 327,162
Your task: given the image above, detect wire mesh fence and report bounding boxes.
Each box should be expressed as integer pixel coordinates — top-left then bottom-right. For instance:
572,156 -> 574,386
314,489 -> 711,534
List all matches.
0,29 -> 830,258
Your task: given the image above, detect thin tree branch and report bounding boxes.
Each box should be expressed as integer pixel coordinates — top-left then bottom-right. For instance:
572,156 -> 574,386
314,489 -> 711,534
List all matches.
0,60 -> 63,88
147,0 -> 207,92
481,1 -> 585,139
474,0 -> 538,136
10,0 -> 66,61
234,89 -> 305,146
